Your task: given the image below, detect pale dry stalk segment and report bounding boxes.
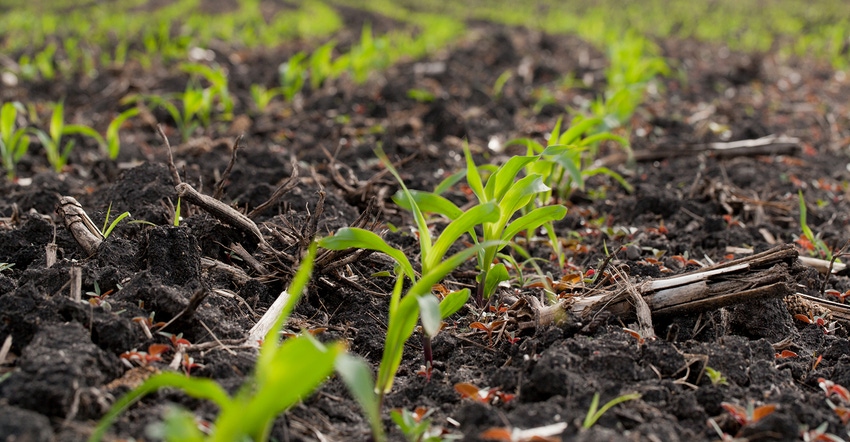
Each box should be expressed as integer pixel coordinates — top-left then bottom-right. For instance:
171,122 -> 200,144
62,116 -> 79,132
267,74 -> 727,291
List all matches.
176,182 -> 265,244
56,196 -> 104,256
530,244 -> 799,329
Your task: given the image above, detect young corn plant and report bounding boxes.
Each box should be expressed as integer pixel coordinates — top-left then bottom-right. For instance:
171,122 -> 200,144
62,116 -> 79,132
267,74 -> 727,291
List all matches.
104,108 -> 139,160
582,392 -> 641,429
32,101 -> 105,173
395,144 -> 567,303
279,53 -> 307,101
89,243 -> 382,442
319,147 -> 500,405
0,102 -> 31,179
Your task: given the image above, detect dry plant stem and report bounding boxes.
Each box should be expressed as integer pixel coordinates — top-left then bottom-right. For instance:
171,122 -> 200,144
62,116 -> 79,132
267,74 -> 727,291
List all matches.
796,292 -> 850,322
616,266 -> 655,340
45,243 -> 57,268
176,182 -> 266,244
246,289 -> 291,346
201,257 -> 251,284
0,335 -> 11,363
820,239 -> 850,295
157,124 -> 182,186
247,159 -> 299,219
228,243 -> 269,275
599,135 -> 800,167
533,245 -> 798,328
69,266 -> 82,302
213,135 -> 242,200
56,196 -> 103,256
800,256 -> 846,275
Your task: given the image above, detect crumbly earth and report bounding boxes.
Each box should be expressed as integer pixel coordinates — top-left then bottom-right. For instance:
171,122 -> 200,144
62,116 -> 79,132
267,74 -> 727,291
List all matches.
3,6 -> 850,442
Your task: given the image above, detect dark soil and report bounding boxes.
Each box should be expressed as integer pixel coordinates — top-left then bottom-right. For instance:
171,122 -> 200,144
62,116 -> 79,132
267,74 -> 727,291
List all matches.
4,6 -> 850,442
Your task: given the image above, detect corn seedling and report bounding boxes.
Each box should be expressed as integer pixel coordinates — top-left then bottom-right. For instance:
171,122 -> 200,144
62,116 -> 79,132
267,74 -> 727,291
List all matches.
582,392 -> 641,429
320,147 -> 499,403
181,63 -> 233,121
104,108 -> 139,160
704,366 -> 728,385
308,40 -> 336,90
0,102 -> 31,179
396,143 -> 567,302
90,243 -> 381,442
100,202 -> 131,238
391,407 -> 459,442
279,53 -> 307,101
32,101 -> 105,172
509,115 -> 632,204
250,84 -> 280,113
798,190 -> 833,260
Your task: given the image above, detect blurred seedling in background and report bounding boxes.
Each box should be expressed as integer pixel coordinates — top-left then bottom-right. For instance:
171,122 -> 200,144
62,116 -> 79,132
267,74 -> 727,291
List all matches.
705,366 -> 728,385
32,101 -> 105,173
582,392 -> 641,429
0,102 -> 31,179
797,190 -> 834,260
391,407 -> 460,442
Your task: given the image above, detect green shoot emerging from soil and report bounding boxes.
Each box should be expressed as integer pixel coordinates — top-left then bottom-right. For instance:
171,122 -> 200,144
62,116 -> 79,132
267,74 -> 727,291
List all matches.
89,242 -> 375,442
0,102 -> 31,179
582,392 -> 641,429
320,147 -> 499,404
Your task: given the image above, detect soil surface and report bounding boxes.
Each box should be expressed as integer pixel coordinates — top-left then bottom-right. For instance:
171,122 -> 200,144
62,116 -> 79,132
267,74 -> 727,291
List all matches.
4,6 -> 850,442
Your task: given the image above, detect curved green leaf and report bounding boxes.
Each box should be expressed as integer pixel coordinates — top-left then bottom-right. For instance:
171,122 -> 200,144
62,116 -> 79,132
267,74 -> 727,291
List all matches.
439,288 -> 470,319
486,155 -> 538,203
483,263 -> 510,299
425,202 -> 499,273
559,116 -> 602,145
464,143 -> 486,203
88,372 -> 232,442
335,354 -> 385,442
502,205 -> 568,245
497,174 -> 550,226
318,228 -> 414,282
417,294 -> 441,337
392,189 -> 463,220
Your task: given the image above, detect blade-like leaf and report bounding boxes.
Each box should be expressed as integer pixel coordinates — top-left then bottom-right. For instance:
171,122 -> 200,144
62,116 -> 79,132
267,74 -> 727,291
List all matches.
433,169 -> 467,195
502,205 -> 568,245
559,116 -> 602,145
318,228 -> 414,282
439,288 -> 470,319
464,143 -> 486,203
425,202 -> 499,273
106,108 -> 139,159
88,372 -> 232,442
335,354 -> 385,442
417,294 -> 441,337
49,102 -> 64,142
483,263 -> 510,299
392,189 -> 463,220
497,174 -> 550,226
0,103 -> 14,142
485,155 -> 538,203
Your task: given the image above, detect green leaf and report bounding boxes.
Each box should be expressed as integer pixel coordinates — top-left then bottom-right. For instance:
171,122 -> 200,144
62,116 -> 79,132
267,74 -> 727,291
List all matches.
106,108 -> 139,159
102,211 -> 130,238
318,228 -> 415,282
425,202 -> 499,273
502,205 -> 568,245
559,116 -> 603,145
497,174 -> 550,226
392,189 -> 463,220
583,166 -> 634,193
483,263 -> 510,299
377,241 -> 499,394
548,116 -> 563,147
88,372 -> 232,442
375,146 -> 432,265
464,143 -> 486,203
417,294 -> 441,337
439,288 -> 470,319
485,155 -> 539,203
49,102 -> 64,142
221,336 -> 342,441
0,103 -> 15,142
433,169 -> 467,195
335,354 -> 385,442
